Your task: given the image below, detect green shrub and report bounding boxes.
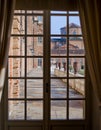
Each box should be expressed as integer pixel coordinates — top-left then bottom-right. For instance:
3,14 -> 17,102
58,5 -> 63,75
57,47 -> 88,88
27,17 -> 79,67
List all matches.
78,69 -> 84,75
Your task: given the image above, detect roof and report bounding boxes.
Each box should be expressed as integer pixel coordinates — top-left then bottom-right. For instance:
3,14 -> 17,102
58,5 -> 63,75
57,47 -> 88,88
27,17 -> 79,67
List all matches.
69,23 -> 80,28
51,38 -> 66,42
60,23 -> 80,30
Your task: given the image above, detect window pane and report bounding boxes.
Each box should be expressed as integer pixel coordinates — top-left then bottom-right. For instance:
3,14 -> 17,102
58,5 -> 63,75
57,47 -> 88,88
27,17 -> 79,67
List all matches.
51,37 -> 67,56
51,79 -> 67,98
14,10 -> 25,14
27,37 -> 43,56
69,79 -> 85,98
8,101 -> 24,120
27,101 -> 43,120
27,10 -> 43,14
27,16 -> 43,34
27,58 -> 43,77
51,58 -> 67,77
8,79 -> 24,98
11,16 -> 25,34
69,100 -> 85,119
51,100 -> 67,119
8,58 -> 25,77
9,37 -> 25,56
69,16 -> 82,35
51,11 -> 67,14
69,58 -> 85,77
69,37 -> 85,56
27,79 -> 43,98
69,11 -> 79,14
51,16 -> 67,34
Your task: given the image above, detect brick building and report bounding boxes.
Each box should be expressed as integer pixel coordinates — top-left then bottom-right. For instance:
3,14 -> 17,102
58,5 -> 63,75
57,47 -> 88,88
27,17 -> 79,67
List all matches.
51,23 -> 84,72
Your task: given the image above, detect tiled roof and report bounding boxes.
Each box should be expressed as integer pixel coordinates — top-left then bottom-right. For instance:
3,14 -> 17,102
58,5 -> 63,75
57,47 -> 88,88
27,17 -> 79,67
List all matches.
69,23 -> 80,28
60,23 -> 80,30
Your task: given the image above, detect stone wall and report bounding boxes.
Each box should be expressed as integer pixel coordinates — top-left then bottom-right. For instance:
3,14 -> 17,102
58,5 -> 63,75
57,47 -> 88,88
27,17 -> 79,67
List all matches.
54,69 -> 84,95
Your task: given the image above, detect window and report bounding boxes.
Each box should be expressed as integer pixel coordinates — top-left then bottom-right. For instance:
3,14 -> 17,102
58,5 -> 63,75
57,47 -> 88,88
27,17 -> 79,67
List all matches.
38,16 -> 43,23
38,58 -> 42,67
7,10 -> 88,130
38,37 -> 43,44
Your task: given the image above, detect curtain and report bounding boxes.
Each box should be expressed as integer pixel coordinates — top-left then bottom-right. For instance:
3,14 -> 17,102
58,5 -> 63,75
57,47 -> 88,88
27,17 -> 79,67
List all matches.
78,0 -> 101,103
0,0 -> 16,101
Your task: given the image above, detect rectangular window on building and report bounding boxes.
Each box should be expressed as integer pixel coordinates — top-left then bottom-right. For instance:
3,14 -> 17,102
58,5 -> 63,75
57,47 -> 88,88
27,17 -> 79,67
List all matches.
38,37 -> 43,44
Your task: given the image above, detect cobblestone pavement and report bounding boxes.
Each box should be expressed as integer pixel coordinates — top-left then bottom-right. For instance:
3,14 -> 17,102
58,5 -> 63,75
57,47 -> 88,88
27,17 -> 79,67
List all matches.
9,68 -> 84,120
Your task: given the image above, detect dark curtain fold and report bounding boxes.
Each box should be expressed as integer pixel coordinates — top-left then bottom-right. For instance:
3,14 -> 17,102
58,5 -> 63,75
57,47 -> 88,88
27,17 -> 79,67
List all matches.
78,0 -> 101,103
0,0 -> 16,101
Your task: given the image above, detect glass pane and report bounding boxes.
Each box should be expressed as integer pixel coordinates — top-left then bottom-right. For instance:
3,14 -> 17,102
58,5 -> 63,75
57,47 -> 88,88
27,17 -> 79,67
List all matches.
51,58 -> 67,77
51,79 -> 67,98
11,16 -> 25,34
8,58 -> 25,77
69,11 -> 79,14
69,37 -> 85,56
69,100 -> 85,119
27,101 -> 43,120
27,58 -> 43,77
27,16 -> 43,34
8,79 -> 24,98
27,37 -> 43,56
51,11 -> 67,14
27,10 -> 43,13
69,16 -> 82,35
69,58 -> 85,77
9,37 -> 25,56
51,100 -> 67,119
8,101 -> 24,120
14,10 -> 25,13
51,16 -> 67,34
27,79 -> 43,98
69,79 -> 85,98
51,37 -> 67,56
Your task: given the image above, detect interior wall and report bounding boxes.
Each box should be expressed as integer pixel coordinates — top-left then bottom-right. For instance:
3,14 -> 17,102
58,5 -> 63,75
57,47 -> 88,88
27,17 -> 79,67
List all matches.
15,0 -> 78,10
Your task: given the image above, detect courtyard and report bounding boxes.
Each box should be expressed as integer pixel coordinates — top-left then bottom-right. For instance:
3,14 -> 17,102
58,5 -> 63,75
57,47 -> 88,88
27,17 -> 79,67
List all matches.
9,68 -> 85,120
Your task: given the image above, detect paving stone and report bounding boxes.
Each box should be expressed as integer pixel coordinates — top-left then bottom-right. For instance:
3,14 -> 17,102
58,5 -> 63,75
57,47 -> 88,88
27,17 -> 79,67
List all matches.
9,68 -> 84,120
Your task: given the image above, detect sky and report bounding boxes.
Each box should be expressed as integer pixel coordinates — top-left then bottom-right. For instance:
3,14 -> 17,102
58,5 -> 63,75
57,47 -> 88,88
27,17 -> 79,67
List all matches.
51,13 -> 80,34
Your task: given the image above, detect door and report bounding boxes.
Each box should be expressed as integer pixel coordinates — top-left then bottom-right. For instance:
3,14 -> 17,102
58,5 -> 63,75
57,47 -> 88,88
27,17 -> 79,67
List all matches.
6,10 -> 88,130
